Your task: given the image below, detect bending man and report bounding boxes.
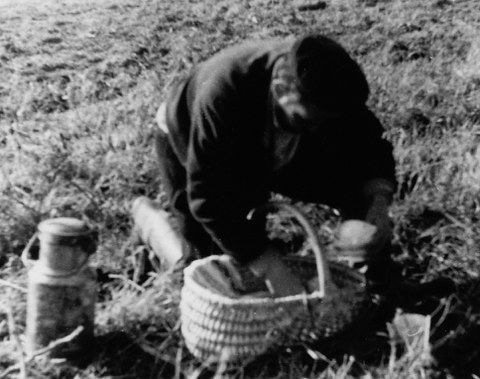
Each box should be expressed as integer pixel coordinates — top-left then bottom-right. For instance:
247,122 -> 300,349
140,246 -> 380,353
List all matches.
153,35 -> 396,296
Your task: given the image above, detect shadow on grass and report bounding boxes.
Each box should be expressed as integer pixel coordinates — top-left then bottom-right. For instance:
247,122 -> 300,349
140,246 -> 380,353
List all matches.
431,278 -> 480,378
192,304 -> 396,379
87,300 -> 479,378
93,331 -> 177,379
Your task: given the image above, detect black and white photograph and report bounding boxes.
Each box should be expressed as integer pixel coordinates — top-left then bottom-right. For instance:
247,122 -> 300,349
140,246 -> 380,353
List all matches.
0,0 -> 479,377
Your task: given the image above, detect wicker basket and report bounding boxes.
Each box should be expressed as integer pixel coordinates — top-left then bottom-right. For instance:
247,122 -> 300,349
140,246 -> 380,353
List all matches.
180,201 -> 372,367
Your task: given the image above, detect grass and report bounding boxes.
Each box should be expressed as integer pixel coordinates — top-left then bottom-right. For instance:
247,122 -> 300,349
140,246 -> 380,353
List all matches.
0,0 -> 479,377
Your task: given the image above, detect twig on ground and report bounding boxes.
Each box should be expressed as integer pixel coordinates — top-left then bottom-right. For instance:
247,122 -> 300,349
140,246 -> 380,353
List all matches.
69,180 -> 101,210
174,345 -> 183,379
422,315 -> 432,361
108,273 -> 146,292
432,307 -> 469,349
0,365 -> 20,379
138,342 -> 177,366
26,325 -> 84,360
387,322 -> 398,375
5,290 -> 27,379
0,326 -> 84,378
0,279 -> 27,293
9,189 -> 41,218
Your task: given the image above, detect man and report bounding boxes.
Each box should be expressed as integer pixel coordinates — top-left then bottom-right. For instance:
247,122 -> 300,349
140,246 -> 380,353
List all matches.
153,35 -> 396,296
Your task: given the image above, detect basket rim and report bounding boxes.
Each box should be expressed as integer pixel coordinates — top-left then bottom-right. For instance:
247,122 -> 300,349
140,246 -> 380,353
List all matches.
182,255 -> 324,306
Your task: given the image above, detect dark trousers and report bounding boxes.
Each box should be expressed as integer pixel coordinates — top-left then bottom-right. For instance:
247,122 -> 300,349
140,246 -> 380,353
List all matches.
154,129 -> 222,262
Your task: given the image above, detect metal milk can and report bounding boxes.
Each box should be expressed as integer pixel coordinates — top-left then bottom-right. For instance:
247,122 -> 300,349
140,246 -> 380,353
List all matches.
22,217 -> 97,360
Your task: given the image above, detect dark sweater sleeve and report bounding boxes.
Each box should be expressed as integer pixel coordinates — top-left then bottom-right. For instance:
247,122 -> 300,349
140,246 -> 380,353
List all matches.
186,94 -> 269,263
356,108 -> 397,189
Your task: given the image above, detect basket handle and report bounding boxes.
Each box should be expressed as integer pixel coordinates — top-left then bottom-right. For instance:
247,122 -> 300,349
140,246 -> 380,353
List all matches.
248,201 -> 332,298
21,232 -> 39,270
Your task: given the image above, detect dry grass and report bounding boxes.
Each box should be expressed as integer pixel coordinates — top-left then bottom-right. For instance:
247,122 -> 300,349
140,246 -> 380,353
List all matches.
1,0 -> 479,377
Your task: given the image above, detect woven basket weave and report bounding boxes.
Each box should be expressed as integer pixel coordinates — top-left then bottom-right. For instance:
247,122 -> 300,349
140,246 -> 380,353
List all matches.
180,201 -> 371,367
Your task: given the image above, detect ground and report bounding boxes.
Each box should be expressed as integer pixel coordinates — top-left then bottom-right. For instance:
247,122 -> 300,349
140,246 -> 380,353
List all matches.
1,0 -> 480,378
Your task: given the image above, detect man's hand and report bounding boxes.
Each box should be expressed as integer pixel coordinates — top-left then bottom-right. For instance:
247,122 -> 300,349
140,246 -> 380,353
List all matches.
247,244 -> 305,297
362,179 -> 394,257
364,195 -> 392,256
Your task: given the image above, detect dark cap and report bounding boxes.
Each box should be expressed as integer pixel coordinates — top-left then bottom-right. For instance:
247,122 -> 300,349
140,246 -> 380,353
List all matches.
287,35 -> 369,110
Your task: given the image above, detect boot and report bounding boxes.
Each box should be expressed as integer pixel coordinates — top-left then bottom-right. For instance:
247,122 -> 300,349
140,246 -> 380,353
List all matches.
131,196 -> 184,270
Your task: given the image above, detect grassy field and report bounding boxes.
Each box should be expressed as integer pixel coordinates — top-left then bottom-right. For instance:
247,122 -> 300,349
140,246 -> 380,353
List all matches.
1,0 -> 480,377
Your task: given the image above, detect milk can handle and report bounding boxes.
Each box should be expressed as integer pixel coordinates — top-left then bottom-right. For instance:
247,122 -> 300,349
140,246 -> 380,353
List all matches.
21,232 -> 39,270
21,232 -> 92,275
79,233 -> 97,256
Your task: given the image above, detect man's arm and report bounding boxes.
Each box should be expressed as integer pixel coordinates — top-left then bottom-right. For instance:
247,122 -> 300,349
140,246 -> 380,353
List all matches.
358,109 -> 397,254
363,178 -> 395,255
186,94 -> 269,264
358,109 -> 397,188
186,96 -> 305,296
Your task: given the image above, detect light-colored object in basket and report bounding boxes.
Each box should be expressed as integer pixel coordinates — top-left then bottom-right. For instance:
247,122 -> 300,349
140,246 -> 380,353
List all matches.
332,219 -> 378,265
131,196 -> 183,269
22,218 -> 96,360
180,201 -> 370,367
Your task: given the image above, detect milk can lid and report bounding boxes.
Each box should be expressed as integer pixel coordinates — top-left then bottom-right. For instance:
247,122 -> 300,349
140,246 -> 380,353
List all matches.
38,217 -> 91,237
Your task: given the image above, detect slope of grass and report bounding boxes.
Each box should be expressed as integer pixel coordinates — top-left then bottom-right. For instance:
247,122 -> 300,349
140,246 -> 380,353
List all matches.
0,0 -> 479,377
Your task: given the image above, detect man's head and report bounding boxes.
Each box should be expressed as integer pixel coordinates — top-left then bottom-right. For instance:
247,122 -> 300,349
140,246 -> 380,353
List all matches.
271,35 -> 369,134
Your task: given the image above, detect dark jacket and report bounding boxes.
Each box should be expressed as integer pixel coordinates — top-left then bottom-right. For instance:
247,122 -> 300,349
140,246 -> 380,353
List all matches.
164,40 -> 396,263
